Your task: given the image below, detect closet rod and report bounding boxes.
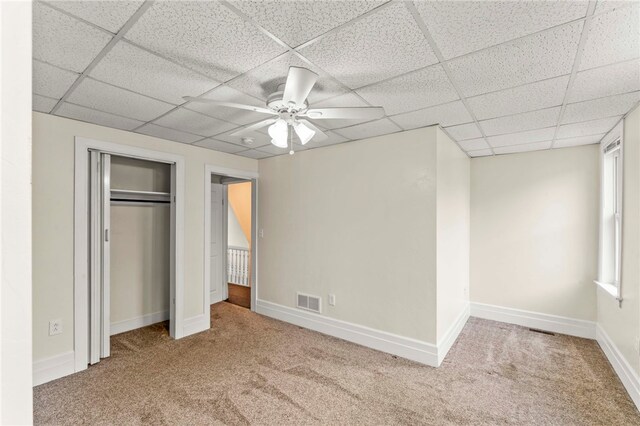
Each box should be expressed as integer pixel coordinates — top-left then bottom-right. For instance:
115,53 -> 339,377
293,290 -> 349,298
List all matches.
110,188 -> 171,203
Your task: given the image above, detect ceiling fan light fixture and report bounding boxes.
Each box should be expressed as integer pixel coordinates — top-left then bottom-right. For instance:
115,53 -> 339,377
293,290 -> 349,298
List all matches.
268,119 -> 288,148
294,121 -> 315,145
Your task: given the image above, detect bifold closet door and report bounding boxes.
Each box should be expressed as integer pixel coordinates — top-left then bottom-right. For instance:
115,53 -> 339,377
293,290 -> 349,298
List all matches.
89,151 -> 111,364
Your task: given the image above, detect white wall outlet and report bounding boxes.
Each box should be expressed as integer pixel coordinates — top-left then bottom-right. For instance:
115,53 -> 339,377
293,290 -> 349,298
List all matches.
259,229 -> 264,238
328,294 -> 336,306
49,319 -> 62,336
463,287 -> 469,297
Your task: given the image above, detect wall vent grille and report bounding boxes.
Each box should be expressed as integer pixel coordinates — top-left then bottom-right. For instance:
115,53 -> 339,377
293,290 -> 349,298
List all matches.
296,292 -> 322,313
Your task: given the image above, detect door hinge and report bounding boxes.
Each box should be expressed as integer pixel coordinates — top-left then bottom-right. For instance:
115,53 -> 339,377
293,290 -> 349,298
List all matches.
105,229 -> 109,242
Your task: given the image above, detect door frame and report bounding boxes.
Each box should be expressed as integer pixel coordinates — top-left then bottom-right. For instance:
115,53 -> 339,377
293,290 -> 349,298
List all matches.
203,165 -> 258,315
74,137 -> 186,373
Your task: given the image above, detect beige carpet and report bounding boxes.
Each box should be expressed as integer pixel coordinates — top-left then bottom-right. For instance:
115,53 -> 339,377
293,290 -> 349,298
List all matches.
34,302 -> 639,425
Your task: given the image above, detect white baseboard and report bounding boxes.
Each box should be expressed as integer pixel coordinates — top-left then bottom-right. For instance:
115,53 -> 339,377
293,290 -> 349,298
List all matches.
596,324 -> 640,410
436,304 -> 470,366
210,290 -> 223,305
470,302 -> 596,339
110,310 -> 169,335
256,299 -> 439,367
182,314 -> 210,337
33,351 -> 75,386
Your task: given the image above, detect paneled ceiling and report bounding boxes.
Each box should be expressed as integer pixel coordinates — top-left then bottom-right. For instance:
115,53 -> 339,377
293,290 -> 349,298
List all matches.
33,0 -> 640,158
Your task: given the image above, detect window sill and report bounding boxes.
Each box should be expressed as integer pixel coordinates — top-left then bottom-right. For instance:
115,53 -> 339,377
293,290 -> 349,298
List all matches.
594,280 -> 621,300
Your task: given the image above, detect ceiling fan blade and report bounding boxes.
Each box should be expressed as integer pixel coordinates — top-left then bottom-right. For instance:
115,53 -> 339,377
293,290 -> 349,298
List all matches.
183,97 -> 276,115
282,67 -> 318,106
298,119 -> 328,142
301,107 -> 385,120
229,118 -> 278,137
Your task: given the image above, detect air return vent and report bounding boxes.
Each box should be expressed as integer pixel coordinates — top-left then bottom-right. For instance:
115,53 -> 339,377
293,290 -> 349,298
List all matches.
296,292 -> 322,313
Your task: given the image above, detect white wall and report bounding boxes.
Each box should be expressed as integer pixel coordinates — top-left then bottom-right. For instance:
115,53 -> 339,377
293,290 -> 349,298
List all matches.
110,157 -> 171,328
598,105 -> 640,375
470,145 -> 600,321
227,204 -> 249,249
436,129 -> 470,340
0,1 -> 33,422
258,127 -> 439,343
32,113 -> 257,362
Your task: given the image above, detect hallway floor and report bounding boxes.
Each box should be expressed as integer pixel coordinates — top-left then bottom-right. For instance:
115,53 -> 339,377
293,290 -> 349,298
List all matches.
34,302 -> 639,425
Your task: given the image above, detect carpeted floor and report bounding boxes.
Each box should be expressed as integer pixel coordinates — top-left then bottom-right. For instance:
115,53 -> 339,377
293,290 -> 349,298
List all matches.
34,302 -> 639,425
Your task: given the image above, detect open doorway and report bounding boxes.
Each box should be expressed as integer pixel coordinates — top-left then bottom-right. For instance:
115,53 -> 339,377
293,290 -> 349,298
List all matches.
205,166 -> 257,312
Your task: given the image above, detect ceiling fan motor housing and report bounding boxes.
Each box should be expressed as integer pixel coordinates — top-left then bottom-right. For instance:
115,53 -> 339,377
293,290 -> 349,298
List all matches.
267,90 -> 308,114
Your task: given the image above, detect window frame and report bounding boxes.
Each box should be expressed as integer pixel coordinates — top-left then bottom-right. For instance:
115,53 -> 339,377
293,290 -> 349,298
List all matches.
595,121 -> 624,301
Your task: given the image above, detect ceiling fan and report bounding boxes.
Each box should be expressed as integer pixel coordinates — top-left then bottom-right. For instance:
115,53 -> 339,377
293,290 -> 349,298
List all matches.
184,66 -> 385,151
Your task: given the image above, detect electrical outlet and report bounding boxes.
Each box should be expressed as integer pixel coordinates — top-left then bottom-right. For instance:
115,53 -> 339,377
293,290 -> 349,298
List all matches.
328,294 -> 336,306
49,319 -> 62,336
463,287 -> 469,297
259,229 -> 264,238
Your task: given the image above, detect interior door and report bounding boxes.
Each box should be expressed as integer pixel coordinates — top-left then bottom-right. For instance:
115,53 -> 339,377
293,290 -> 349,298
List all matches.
210,183 -> 224,304
89,151 -> 111,363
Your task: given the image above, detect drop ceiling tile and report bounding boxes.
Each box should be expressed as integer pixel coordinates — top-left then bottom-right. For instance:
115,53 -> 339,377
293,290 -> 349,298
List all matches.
487,127 -> 556,147
449,22 -> 582,97
468,149 -> 494,158
480,107 -> 560,136
213,127 -> 271,148
570,60 -> 640,103
153,108 -> 236,137
184,86 -> 272,126
298,3 -> 438,88
56,102 -> 144,131
594,1 -> 635,14
33,60 -> 79,99
415,1 -> 588,60
356,65 -> 459,116
125,1 -> 286,82
333,118 -> 402,140
90,41 -> 219,105
229,0 -> 385,48
467,76 -> 569,121
554,134 -> 604,148
494,141 -> 552,155
135,123 -> 202,144
258,144 -> 296,155
444,123 -> 483,140
580,4 -> 640,71
304,131 -> 349,149
556,116 -> 621,138
235,150 -> 274,159
68,78 -> 174,122
33,2 -> 112,73
33,94 -> 58,113
48,1 -> 144,33
227,52 -> 347,104
458,138 -> 490,151
194,139 -> 247,154
305,93 -> 371,130
392,101 -> 473,130
562,91 -> 640,124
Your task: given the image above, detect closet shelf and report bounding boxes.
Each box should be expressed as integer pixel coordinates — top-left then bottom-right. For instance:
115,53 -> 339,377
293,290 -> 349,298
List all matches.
110,189 -> 171,204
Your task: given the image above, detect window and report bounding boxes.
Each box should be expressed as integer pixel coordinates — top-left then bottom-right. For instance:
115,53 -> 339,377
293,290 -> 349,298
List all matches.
597,123 -> 623,300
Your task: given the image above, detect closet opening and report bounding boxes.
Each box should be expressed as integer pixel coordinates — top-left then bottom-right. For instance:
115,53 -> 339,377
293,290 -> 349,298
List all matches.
205,167 -> 257,312
74,138 -> 185,372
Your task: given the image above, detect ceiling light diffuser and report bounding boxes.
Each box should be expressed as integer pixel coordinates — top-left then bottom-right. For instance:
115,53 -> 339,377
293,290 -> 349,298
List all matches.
294,122 -> 315,145
268,119 -> 288,148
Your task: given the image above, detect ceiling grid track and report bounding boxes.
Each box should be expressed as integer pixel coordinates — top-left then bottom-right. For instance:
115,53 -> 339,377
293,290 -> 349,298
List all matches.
50,0 -> 155,114
404,1 -> 490,157
550,1 -> 598,149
